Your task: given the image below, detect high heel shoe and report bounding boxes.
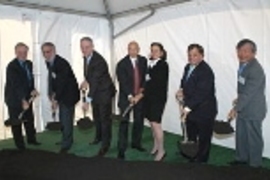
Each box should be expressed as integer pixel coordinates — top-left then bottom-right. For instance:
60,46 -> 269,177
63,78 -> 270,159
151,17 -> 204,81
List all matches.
151,150 -> 158,156
155,152 -> 167,161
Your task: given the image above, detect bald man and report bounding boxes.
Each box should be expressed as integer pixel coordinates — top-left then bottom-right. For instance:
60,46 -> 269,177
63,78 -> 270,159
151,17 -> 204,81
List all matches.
116,41 -> 147,159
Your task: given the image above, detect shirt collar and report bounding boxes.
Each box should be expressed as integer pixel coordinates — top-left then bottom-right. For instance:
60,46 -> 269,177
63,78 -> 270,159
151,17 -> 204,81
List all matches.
17,59 -> 26,66
148,58 -> 160,68
85,53 -> 93,63
47,55 -> 56,66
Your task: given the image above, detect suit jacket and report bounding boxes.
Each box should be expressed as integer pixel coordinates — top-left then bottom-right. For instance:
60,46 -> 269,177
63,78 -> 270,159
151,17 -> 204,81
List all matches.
236,59 -> 267,121
84,51 -> 116,104
181,60 -> 217,121
5,59 -> 35,109
116,55 -> 147,108
144,60 -> 169,103
47,55 -> 80,107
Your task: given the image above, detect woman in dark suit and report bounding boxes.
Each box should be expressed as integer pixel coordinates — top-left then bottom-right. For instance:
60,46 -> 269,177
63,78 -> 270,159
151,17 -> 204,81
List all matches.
135,42 -> 169,161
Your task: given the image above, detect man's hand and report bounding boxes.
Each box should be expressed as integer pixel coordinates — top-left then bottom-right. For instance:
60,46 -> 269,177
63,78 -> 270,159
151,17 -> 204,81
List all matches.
82,102 -> 90,111
80,80 -> 89,90
228,109 -> 237,120
132,93 -> 143,105
232,98 -> 238,106
181,108 -> 190,122
22,100 -> 29,110
176,89 -> 184,100
31,89 -> 39,97
51,100 -> 58,111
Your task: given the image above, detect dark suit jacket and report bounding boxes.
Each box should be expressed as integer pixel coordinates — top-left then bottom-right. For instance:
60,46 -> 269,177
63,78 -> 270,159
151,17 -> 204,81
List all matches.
181,60 -> 217,121
47,55 -> 80,107
85,51 -> 116,104
116,55 -> 147,108
5,59 -> 35,109
144,60 -> 169,103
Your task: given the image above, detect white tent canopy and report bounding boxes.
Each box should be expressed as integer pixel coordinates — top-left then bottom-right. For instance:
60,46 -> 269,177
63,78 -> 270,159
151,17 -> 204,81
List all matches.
0,0 -> 270,158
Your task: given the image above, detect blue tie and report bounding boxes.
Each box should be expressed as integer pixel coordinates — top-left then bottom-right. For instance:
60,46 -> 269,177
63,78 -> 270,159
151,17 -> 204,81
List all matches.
23,62 -> 32,86
238,63 -> 246,76
186,65 -> 194,81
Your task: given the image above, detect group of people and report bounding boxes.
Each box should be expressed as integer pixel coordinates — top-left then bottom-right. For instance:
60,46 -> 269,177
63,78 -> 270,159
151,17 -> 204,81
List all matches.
4,37 -> 266,167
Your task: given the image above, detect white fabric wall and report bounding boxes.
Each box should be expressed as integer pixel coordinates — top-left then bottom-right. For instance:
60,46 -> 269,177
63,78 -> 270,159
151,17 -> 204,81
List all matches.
0,5 -> 111,137
113,0 -> 270,158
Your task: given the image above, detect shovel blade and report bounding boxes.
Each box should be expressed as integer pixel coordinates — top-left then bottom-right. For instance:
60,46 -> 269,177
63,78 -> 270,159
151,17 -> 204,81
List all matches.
213,120 -> 234,135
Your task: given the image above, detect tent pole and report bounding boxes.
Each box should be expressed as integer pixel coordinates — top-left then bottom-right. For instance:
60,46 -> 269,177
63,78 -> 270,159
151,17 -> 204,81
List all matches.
114,9 -> 155,39
0,0 -> 106,18
112,0 -> 190,19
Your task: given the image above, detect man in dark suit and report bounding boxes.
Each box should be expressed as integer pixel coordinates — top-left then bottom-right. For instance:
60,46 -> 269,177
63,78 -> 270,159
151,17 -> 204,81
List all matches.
177,44 -> 217,163
80,37 -> 116,156
5,42 -> 40,150
116,41 -> 147,159
41,42 -> 80,153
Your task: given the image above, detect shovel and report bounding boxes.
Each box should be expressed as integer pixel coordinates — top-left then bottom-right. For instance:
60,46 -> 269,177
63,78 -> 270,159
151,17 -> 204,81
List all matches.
4,95 -> 36,127
111,104 -> 134,122
76,90 -> 94,130
213,118 -> 234,135
176,97 -> 198,159
46,95 -> 62,131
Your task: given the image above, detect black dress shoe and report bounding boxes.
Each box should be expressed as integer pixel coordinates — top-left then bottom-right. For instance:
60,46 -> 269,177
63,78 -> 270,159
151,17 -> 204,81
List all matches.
90,139 -> 101,145
131,145 -> 146,152
28,141 -> 41,146
59,148 -> 69,154
229,160 -> 247,166
55,141 -> 61,145
97,147 -> 109,157
117,151 -> 125,160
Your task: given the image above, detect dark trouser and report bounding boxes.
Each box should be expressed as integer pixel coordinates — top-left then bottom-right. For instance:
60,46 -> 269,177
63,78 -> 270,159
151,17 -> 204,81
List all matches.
186,118 -> 214,162
59,103 -> 75,150
235,118 -> 263,167
92,102 -> 112,148
118,101 -> 144,152
8,106 -> 37,150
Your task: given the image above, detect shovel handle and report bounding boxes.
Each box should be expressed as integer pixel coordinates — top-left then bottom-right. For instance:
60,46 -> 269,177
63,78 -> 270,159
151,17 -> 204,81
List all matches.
122,104 -> 134,117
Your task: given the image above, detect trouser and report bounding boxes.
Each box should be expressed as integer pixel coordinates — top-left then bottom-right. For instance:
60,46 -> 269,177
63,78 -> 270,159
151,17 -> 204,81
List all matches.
235,118 -> 263,167
186,118 -> 214,162
59,103 -> 75,150
118,101 -> 144,152
8,105 -> 36,150
92,102 -> 112,148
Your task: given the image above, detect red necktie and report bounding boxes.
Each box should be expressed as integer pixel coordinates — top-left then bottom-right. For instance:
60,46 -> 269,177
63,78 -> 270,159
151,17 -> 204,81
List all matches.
133,61 -> 140,95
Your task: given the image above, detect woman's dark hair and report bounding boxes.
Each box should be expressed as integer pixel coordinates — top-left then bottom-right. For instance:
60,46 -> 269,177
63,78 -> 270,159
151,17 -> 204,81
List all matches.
151,42 -> 167,61
188,44 -> 204,56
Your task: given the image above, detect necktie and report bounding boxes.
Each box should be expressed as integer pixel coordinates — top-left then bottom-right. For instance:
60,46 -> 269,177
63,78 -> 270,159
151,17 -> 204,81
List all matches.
133,60 -> 140,95
23,62 -> 32,87
84,57 -> 88,78
186,65 -> 194,81
238,63 -> 246,76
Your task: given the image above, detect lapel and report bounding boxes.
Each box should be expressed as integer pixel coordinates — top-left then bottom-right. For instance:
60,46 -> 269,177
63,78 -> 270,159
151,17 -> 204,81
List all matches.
125,56 -> 134,79
15,59 -> 28,79
240,59 -> 256,78
85,51 -> 97,77
184,60 -> 204,84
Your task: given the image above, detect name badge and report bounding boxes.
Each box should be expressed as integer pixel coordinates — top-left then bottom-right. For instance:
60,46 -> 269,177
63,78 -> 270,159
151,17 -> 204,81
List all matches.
146,74 -> 151,81
52,72 -> 56,79
238,76 -> 245,85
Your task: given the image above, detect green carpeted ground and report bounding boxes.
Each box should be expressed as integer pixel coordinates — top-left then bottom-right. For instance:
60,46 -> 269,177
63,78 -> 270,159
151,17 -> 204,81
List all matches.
0,122 -> 269,168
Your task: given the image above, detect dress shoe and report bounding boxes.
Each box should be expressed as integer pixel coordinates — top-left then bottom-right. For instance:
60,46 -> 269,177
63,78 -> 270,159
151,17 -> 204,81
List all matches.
55,141 -> 61,145
155,152 -> 167,161
229,160 -> 247,166
151,150 -> 158,156
59,148 -> 69,154
89,139 -> 101,145
117,151 -> 125,160
97,147 -> 109,157
28,141 -> 41,146
131,145 -> 146,152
